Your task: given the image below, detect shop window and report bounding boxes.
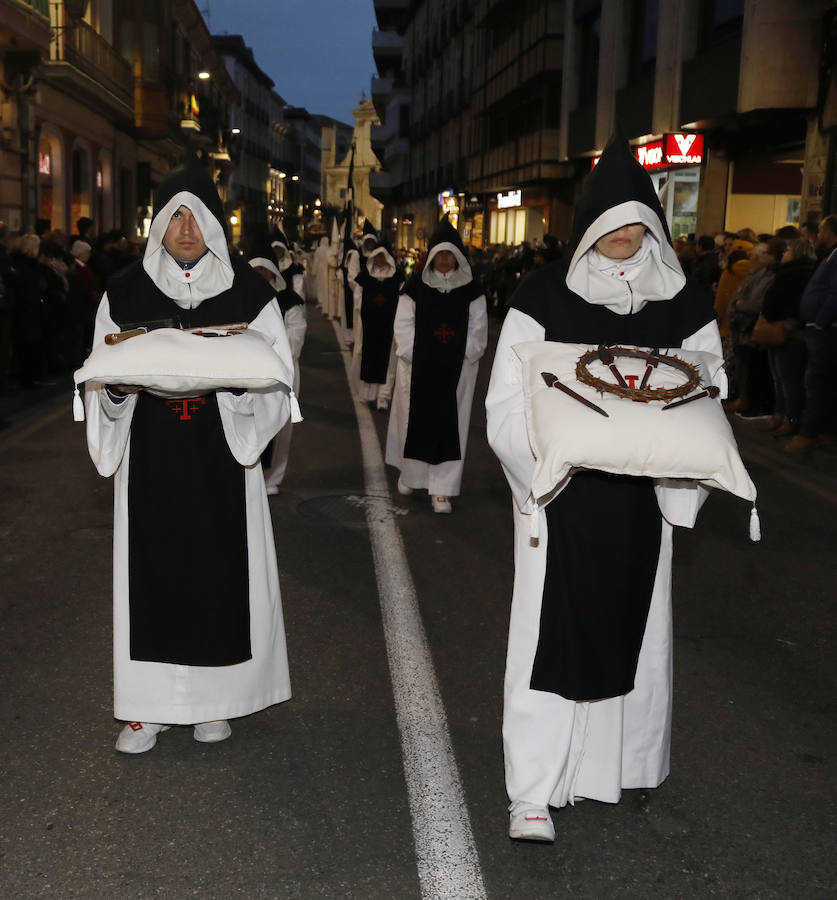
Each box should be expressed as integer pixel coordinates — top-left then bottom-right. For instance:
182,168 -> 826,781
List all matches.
72,145 -> 92,227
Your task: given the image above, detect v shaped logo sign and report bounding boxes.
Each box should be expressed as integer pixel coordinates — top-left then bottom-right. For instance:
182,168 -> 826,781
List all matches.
674,134 -> 696,155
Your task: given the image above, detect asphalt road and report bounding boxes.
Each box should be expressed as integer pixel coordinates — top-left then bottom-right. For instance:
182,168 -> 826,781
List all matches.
1,305 -> 835,899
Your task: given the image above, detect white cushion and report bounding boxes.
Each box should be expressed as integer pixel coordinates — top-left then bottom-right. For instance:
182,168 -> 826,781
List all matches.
74,327 -> 291,395
514,341 -> 756,506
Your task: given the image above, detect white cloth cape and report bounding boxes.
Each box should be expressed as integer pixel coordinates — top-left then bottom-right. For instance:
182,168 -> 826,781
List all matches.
85,211 -> 295,723
385,243 -> 488,495
485,203 -> 724,808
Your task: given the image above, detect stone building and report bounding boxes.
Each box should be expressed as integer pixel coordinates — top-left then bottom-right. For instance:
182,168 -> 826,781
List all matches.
0,0 -> 237,238
322,99 -> 383,233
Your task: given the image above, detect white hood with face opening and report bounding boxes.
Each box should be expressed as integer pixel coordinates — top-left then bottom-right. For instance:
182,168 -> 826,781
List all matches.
143,191 -> 233,308
565,200 -> 685,315
422,241 -> 473,293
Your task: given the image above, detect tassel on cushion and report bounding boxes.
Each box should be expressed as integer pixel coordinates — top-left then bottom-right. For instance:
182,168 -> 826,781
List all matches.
73,386 -> 85,422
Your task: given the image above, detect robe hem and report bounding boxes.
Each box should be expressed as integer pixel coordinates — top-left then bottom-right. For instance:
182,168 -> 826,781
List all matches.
114,689 -> 291,725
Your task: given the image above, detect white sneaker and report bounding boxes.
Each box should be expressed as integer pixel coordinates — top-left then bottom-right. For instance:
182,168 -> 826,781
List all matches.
193,720 -> 232,743
397,476 -> 413,496
432,496 -> 452,513
508,801 -> 555,842
115,721 -> 170,754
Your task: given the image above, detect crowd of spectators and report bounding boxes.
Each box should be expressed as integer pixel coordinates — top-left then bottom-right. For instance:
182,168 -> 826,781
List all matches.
0,218 -> 141,401
674,216 -> 837,456
2,212 -> 835,458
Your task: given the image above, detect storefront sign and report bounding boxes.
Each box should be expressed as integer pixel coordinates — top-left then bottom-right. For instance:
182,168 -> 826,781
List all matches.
664,133 -> 704,166
591,134 -> 705,171
497,189 -> 522,209
437,189 -> 455,207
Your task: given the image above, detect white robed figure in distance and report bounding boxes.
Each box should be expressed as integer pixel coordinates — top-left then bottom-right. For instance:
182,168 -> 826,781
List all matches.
486,132 -> 725,841
386,214 -> 488,513
82,158 -> 296,754
249,250 -> 307,495
349,243 -> 403,411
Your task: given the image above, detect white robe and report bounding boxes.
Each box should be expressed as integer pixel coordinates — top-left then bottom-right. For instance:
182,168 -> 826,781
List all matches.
313,239 -> 330,310
264,302 -> 306,489
486,307 -> 722,809
85,279 -> 295,725
385,292 -> 488,496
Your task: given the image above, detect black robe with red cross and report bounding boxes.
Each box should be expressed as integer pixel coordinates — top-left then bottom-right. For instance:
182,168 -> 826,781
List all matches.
106,259 -> 274,666
400,274 -> 483,465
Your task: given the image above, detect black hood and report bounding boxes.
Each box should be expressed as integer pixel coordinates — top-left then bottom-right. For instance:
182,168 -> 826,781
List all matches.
570,131 -> 670,255
428,213 -> 467,257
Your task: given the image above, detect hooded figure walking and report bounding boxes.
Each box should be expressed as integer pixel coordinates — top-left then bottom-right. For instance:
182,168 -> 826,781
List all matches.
83,159 -> 297,753
385,214 -> 488,512
486,133 -> 724,841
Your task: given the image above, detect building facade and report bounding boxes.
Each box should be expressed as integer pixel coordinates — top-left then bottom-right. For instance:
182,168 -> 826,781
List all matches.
0,0 -> 238,239
370,0 -> 837,248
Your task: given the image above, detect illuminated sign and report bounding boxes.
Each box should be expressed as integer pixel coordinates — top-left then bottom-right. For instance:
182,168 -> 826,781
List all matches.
497,189 -> 522,209
437,189 -> 455,207
591,134 -> 705,171
402,215 -> 414,225
664,133 -> 704,165
39,152 -> 51,175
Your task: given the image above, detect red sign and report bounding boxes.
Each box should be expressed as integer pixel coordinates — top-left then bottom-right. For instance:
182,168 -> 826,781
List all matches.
591,134 -> 705,171
664,133 -> 704,165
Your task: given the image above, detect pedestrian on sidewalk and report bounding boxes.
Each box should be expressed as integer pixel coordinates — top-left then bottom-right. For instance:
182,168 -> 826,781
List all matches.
82,157 -> 296,754
486,131 -> 723,843
386,213 -> 488,513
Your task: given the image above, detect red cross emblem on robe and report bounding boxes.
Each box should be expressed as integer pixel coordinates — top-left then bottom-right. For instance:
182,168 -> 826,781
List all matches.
165,397 -> 207,421
434,322 -> 456,344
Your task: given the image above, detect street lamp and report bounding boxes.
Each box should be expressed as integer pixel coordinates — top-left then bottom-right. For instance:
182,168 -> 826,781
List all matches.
291,175 -> 299,181
231,127 -> 241,135
198,71 -> 210,80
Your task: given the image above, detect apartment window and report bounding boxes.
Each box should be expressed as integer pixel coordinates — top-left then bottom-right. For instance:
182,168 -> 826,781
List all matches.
578,12 -> 601,101
629,0 -> 659,76
143,23 -> 160,82
699,0 -> 744,48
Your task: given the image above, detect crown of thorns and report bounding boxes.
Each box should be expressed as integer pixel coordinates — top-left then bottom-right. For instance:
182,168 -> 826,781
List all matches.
575,345 -> 702,403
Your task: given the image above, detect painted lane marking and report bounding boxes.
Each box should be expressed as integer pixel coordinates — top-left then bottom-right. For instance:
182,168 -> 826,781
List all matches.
332,322 -> 486,900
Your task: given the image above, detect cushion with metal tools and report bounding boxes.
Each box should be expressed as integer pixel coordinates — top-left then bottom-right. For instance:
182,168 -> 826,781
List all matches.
513,340 -> 757,510
74,327 -> 292,395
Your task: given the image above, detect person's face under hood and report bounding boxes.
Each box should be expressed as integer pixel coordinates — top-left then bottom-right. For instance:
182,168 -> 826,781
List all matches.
162,206 -> 208,263
431,249 -> 457,274
595,223 -> 646,260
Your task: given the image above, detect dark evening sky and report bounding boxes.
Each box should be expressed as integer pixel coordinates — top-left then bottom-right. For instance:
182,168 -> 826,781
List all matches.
206,0 -> 378,125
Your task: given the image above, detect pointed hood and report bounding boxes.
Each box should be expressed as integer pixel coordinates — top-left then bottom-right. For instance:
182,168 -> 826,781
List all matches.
423,213 -> 472,291
565,131 -> 685,312
270,225 -> 290,252
360,218 -> 379,256
143,155 -> 233,305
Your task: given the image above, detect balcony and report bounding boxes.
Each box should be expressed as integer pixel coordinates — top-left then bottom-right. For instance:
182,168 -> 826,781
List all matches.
372,28 -> 404,69
47,15 -> 133,123
371,75 -> 393,117
373,0 -> 411,32
1,0 -> 50,55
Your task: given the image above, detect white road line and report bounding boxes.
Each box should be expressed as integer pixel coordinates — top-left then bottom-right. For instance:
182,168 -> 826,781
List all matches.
333,322 -> 487,900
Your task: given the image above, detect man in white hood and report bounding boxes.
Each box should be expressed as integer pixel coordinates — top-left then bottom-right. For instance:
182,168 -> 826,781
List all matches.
486,133 -> 723,841
83,158 -> 296,754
